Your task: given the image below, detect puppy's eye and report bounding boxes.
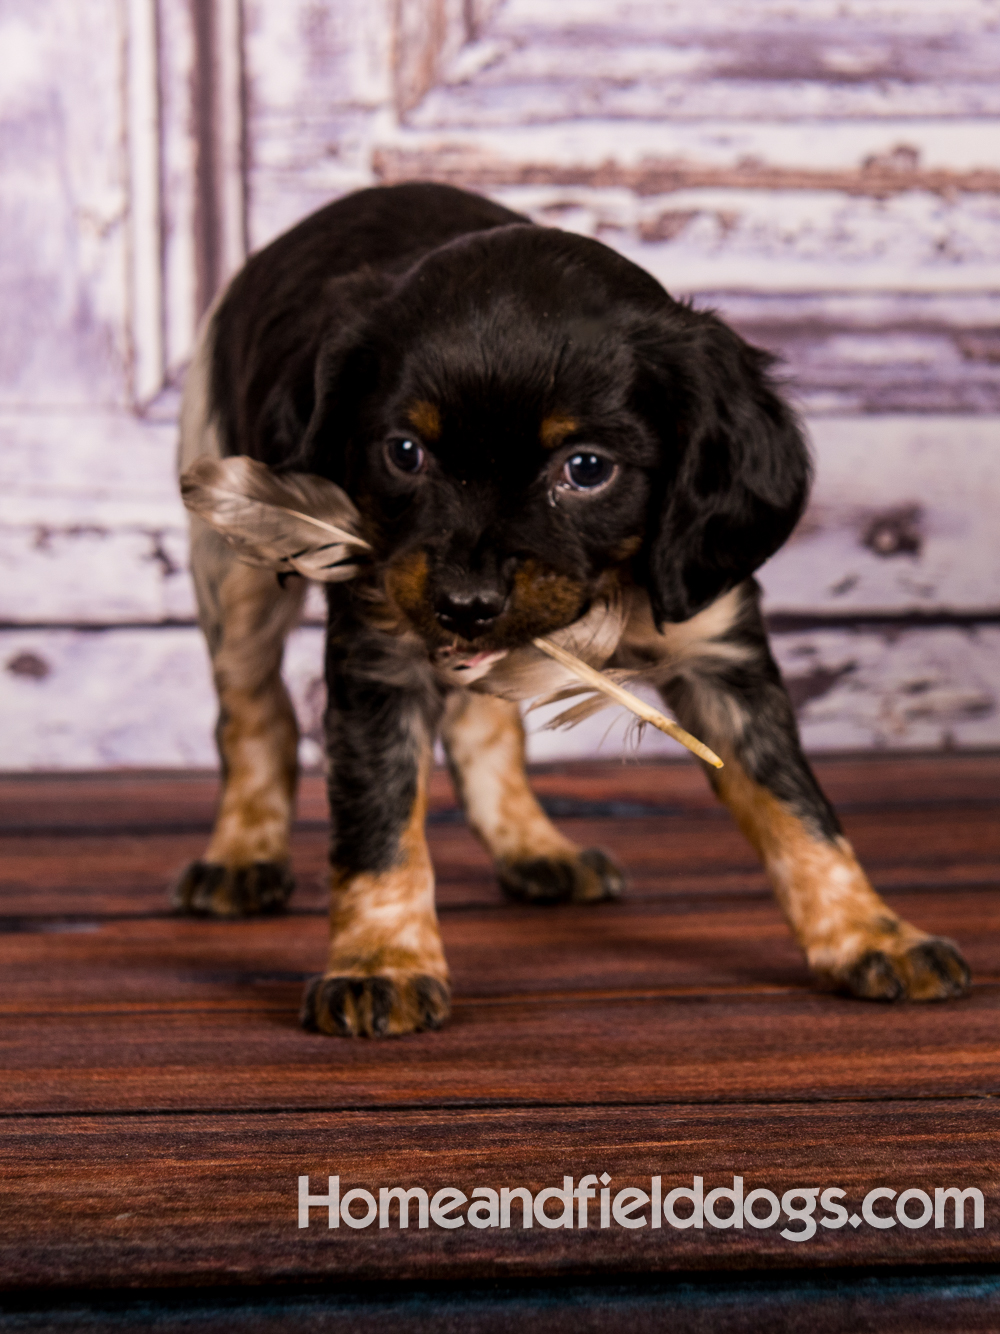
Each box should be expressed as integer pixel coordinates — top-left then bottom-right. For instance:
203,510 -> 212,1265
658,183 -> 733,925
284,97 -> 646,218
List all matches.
562,452 -> 616,491
387,438 -> 425,474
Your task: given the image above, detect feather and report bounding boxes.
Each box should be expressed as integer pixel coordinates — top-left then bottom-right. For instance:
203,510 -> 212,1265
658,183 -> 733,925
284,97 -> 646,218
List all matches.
527,668 -> 639,728
180,456 -> 370,582
480,591 -> 628,703
179,461 -> 721,765
531,636 -> 723,768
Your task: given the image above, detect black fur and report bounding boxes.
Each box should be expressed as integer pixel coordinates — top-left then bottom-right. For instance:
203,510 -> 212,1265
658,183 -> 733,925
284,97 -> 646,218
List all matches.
322,590 -> 441,875
658,581 -> 842,844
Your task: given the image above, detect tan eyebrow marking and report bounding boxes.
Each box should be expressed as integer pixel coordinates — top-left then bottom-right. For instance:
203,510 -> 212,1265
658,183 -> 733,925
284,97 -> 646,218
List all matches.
407,401 -> 441,441
540,414 -> 578,449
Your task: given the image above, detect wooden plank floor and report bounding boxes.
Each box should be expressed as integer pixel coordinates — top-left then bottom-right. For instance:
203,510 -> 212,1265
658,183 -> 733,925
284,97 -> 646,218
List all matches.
1,755 -> 999,1325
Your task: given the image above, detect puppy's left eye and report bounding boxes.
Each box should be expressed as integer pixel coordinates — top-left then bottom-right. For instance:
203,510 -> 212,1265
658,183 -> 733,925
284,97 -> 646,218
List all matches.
562,452 -> 616,492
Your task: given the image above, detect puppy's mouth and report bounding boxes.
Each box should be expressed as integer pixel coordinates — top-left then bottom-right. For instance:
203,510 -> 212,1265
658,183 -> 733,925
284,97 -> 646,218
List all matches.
431,644 -> 509,684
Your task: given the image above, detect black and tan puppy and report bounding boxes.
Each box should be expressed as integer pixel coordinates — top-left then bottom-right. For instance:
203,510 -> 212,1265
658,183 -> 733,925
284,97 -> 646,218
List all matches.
176,182 -> 970,1036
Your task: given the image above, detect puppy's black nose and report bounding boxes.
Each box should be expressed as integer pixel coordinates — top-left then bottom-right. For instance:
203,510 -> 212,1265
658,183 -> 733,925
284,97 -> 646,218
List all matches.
434,588 -> 507,640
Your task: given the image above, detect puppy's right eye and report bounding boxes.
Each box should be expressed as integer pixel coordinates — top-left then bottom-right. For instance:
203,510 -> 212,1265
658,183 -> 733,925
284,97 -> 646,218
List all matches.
387,438 -> 425,474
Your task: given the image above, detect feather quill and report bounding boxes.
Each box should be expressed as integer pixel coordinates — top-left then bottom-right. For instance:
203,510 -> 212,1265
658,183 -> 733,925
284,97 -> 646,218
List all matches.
531,636 -> 723,768
180,456 -> 370,582
481,592 -> 627,703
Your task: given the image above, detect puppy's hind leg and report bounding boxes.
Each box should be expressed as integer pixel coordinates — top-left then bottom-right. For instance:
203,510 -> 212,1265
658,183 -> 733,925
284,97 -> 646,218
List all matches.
441,690 -> 624,904
173,520 -> 306,917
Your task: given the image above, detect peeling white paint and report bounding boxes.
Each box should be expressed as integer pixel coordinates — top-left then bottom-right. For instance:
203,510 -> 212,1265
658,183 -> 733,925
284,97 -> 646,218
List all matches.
1,623 -> 997,770
2,0 -> 999,767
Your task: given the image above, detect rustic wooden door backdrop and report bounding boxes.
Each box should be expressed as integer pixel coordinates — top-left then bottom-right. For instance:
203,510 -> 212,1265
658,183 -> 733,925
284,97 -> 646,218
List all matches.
1,0 -> 998,767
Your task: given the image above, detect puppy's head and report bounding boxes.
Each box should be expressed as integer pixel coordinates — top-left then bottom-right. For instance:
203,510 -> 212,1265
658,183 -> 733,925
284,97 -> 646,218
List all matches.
293,225 -> 809,646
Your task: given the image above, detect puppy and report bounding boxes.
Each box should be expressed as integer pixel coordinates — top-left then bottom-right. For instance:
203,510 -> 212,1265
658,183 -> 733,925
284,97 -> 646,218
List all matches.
176,181 -> 970,1036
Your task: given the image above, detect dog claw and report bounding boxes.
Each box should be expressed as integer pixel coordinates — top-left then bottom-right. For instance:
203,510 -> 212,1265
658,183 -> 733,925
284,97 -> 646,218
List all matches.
839,937 -> 971,1002
300,972 -> 451,1037
172,859 -> 295,917
498,847 -> 624,905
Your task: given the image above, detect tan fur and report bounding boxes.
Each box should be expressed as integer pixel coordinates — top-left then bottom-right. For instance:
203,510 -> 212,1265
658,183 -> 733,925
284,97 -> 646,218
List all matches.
442,691 -> 578,863
505,560 -> 585,638
199,549 -> 305,866
603,584 -> 955,994
540,414 -> 578,449
442,690 -> 616,903
385,549 -> 588,651
385,549 -> 431,624
407,400 -> 441,441
181,311 -> 305,872
322,741 -> 449,1031
715,757 -> 944,995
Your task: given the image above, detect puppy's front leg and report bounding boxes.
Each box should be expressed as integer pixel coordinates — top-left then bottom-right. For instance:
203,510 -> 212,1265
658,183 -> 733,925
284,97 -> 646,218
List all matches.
654,585 -> 971,1001
300,618 -> 450,1037
442,690 -> 623,903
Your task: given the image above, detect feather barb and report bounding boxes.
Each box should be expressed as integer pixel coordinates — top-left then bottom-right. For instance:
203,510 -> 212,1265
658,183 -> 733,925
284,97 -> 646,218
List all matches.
532,636 -> 724,769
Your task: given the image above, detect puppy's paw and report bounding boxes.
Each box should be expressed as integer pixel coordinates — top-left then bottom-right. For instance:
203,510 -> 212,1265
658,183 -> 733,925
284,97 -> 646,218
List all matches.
300,972 -> 451,1037
825,935 -> 970,1002
172,859 -> 295,918
498,847 -> 624,905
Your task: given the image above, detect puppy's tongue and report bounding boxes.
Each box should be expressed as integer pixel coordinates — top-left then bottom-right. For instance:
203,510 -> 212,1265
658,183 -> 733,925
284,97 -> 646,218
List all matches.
456,650 -> 502,670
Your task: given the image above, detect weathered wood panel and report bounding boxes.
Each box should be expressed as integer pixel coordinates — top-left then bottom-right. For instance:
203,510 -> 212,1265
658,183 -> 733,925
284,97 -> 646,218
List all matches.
413,0 -> 1000,124
0,625 -> 327,769
2,621 -> 998,767
721,293 -> 1000,415
4,415 -> 997,624
0,0 -> 130,408
763,417 -> 1000,614
2,0 -> 998,768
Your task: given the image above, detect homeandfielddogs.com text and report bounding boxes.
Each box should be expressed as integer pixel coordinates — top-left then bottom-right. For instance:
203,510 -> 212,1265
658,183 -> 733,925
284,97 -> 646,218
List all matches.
298,1175 -> 984,1242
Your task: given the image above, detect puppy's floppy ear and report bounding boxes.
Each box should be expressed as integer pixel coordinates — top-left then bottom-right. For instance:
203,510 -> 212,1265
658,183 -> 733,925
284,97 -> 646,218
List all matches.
640,310 -> 811,626
286,271 -> 393,481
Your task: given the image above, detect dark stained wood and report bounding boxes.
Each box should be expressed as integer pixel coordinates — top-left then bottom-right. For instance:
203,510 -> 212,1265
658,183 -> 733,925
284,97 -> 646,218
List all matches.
1,888 -> 998,1011
2,982 -> 999,1114
2,798 -> 998,919
1,1101 -> 997,1291
2,754 -> 998,834
0,756 -> 998,1295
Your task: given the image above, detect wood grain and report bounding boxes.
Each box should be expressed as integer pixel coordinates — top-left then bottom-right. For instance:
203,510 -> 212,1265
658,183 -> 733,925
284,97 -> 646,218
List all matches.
1,1101 -> 996,1290
0,758 -> 998,1295
4,756 -> 998,829
2,760 -> 998,919
3,980 -> 999,1114
5,0 -> 1000,773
